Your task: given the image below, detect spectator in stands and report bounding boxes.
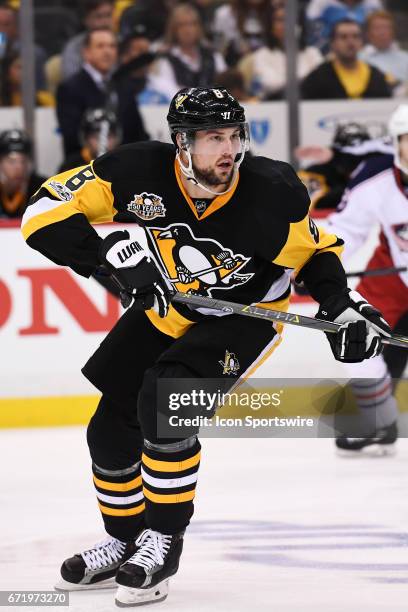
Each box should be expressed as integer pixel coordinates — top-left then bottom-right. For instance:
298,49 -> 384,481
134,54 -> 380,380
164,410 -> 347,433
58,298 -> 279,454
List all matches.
212,0 -> 272,66
57,27 -> 148,155
119,0 -> 175,43
116,24 -> 166,105
61,0 -> 115,81
57,28 -> 118,155
306,0 -> 383,52
149,3 -> 226,102
301,19 -> 391,99
59,108 -> 122,172
0,129 -> 45,219
0,50 -> 55,106
0,1 -> 47,90
359,10 -> 408,92
238,3 -> 323,99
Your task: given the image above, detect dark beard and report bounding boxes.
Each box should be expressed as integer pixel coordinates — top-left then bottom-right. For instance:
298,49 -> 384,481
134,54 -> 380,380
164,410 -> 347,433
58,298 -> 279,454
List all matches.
192,165 -> 234,187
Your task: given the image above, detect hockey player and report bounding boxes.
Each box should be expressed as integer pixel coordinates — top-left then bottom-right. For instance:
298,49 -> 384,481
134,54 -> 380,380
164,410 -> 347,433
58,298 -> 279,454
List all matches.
0,129 -> 45,219
21,88 -> 391,606
297,121 -> 392,209
327,104 -> 408,454
58,108 -> 122,173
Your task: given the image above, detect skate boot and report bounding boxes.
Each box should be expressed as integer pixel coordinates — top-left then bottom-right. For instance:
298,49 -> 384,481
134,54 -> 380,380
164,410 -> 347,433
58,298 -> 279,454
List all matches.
55,536 -> 139,591
115,528 -> 184,607
336,421 -> 398,457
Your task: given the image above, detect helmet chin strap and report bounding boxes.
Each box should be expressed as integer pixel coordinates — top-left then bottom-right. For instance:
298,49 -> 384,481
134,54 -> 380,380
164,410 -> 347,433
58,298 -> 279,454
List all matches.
176,146 -> 244,197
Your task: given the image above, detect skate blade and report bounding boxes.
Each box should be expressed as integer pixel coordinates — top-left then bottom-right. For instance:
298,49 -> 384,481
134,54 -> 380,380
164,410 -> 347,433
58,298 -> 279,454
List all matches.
54,577 -> 117,591
115,580 -> 169,607
336,443 -> 397,458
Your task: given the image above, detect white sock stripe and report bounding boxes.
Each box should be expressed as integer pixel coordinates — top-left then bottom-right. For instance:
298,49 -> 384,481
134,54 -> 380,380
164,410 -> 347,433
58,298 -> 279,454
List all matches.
96,491 -> 144,506
141,467 -> 198,489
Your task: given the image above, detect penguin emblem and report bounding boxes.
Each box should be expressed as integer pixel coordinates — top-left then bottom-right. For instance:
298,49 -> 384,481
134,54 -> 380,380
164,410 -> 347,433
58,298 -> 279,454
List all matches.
127,192 -> 166,221
219,350 -> 240,375
146,223 -> 254,296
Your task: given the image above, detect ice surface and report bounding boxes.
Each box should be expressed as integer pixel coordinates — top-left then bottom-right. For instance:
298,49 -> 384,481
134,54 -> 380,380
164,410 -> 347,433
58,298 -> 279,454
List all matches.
1,427 -> 407,612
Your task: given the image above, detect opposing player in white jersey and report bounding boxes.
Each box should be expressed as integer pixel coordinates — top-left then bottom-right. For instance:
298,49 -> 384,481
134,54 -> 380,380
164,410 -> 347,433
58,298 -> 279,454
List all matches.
327,105 -> 408,454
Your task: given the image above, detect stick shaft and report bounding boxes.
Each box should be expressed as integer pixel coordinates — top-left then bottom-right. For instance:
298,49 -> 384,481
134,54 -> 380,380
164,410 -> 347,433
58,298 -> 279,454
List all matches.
346,266 -> 406,278
172,292 -> 408,350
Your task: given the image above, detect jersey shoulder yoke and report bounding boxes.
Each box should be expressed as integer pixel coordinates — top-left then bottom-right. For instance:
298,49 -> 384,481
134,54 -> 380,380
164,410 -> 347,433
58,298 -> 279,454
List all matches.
241,155 -> 310,222
93,141 -> 175,183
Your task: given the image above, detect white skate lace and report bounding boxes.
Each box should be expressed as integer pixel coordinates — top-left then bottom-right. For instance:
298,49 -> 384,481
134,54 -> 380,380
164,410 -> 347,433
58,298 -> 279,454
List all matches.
127,529 -> 172,573
81,537 -> 126,571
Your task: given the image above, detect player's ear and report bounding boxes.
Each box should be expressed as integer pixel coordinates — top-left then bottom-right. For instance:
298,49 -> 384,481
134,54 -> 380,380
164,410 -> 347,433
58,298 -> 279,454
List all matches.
175,132 -> 189,152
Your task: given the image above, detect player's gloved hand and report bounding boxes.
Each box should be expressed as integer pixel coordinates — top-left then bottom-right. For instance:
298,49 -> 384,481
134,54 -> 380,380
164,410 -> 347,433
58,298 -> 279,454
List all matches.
99,228 -> 171,317
316,289 -> 391,363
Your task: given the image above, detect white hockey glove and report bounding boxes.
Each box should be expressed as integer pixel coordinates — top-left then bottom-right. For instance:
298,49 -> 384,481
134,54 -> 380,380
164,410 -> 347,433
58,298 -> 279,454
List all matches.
316,289 -> 391,363
99,228 -> 171,318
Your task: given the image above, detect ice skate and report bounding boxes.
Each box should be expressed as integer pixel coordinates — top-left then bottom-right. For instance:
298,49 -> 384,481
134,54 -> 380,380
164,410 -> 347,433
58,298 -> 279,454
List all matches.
55,535 -> 139,591
336,421 -> 398,457
115,529 -> 184,607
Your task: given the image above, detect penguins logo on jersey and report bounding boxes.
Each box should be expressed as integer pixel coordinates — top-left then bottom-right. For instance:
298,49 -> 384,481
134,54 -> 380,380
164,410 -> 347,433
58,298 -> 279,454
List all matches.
146,223 -> 254,296
219,350 -> 240,375
127,192 -> 166,221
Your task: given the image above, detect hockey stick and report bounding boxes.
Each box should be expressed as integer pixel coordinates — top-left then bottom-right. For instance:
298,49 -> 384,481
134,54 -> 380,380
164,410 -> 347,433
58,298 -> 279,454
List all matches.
171,291 -> 408,349
346,265 -> 406,278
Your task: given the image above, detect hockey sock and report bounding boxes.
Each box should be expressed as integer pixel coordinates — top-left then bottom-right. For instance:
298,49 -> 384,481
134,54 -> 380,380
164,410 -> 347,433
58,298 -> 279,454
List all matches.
141,437 -> 201,534
92,461 -> 145,541
351,371 -> 399,436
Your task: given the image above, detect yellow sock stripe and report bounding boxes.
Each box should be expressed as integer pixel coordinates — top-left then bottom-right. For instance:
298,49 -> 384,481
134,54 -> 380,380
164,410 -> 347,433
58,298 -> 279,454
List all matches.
93,474 -> 142,492
142,451 -> 201,473
98,501 -> 145,517
143,487 -> 196,504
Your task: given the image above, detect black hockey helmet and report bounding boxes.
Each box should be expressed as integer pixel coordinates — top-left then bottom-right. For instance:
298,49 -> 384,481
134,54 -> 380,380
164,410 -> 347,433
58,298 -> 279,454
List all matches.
332,122 -> 370,151
80,108 -> 121,140
0,129 -> 32,158
167,87 -> 247,136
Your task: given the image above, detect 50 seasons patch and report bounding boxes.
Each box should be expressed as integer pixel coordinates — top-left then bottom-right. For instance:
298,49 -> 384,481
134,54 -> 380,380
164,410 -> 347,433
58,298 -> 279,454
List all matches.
127,192 -> 166,221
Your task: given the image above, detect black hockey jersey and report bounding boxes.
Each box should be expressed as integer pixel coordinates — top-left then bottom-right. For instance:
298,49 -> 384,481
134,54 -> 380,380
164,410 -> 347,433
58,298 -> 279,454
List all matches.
22,141 -> 345,337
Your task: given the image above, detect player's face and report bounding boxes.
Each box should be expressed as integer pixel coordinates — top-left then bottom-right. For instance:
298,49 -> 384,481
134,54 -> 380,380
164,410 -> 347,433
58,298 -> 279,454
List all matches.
0,152 -> 30,190
190,127 -> 242,187
398,134 -> 408,168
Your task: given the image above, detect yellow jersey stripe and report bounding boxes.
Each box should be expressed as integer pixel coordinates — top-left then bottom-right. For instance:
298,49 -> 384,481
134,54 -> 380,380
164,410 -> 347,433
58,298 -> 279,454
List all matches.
143,487 -> 196,504
145,303 -> 195,339
93,474 -> 142,492
98,501 -> 145,516
142,450 -> 201,473
22,205 -> 80,240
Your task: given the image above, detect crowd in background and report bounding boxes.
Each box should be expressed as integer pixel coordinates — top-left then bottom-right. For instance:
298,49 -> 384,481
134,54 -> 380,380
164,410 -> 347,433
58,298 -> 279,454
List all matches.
0,0 -> 407,217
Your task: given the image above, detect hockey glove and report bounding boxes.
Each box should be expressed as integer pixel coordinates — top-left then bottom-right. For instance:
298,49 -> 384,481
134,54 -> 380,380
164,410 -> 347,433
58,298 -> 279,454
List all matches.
316,289 -> 391,363
99,228 -> 171,317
